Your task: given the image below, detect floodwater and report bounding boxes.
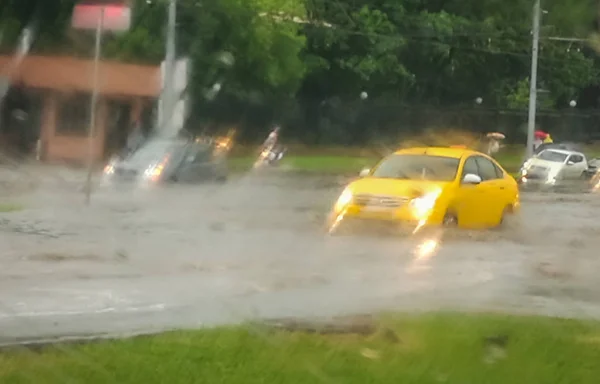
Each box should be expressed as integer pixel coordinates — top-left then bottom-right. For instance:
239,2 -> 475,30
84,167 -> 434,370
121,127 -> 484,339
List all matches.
1,165 -> 600,344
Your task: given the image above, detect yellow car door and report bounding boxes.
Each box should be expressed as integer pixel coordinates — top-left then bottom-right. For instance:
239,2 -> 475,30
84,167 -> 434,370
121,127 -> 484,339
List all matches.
492,159 -> 519,209
453,156 -> 487,228
473,156 -> 506,226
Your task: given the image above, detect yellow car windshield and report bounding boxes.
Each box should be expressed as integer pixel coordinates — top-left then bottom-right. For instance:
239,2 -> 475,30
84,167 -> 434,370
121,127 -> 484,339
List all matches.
371,154 -> 460,182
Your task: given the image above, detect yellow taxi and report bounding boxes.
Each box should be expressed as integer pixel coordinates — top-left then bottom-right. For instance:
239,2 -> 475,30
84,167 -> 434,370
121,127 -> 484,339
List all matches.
327,146 -> 519,231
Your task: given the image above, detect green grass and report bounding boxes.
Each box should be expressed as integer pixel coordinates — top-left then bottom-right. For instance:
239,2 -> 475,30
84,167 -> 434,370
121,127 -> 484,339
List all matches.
0,203 -> 23,213
284,155 -> 375,173
230,150 -> 524,175
229,155 -> 375,174
495,152 -> 524,172
1,313 -> 599,383
229,145 -> 600,176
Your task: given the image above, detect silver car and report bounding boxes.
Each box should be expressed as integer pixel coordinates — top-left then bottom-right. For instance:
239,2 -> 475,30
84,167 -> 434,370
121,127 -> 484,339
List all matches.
103,138 -> 228,185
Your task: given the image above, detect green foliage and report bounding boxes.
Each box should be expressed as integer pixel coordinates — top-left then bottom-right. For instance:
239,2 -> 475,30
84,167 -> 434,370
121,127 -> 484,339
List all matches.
1,0 -> 599,140
506,79 -> 534,109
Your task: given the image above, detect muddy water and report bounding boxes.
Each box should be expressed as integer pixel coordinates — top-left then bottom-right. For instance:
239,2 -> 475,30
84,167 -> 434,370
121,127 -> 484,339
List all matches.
1,168 -> 600,343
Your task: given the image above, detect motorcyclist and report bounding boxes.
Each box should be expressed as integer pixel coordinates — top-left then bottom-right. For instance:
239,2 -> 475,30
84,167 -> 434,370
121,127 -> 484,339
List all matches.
263,125 -> 280,150
261,125 -> 281,162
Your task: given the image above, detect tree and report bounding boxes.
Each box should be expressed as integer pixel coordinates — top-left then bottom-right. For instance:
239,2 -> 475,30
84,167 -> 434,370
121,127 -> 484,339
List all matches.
0,0 -> 78,54
302,0 -> 599,109
2,0 -> 600,143
301,0 -> 409,99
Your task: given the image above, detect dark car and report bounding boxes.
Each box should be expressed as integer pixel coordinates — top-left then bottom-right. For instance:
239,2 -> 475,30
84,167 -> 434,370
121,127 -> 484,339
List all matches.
103,137 -> 228,185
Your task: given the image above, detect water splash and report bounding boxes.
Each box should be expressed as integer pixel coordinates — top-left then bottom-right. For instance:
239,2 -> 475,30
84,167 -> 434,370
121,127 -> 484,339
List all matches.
0,22 -> 37,100
16,26 -> 34,63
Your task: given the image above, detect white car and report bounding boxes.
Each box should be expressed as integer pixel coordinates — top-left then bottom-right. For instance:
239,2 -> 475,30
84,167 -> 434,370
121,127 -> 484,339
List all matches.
518,148 -> 590,186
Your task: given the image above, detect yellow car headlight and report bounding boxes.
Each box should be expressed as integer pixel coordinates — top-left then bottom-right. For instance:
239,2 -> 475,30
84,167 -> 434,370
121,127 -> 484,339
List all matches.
334,188 -> 353,212
410,189 -> 441,219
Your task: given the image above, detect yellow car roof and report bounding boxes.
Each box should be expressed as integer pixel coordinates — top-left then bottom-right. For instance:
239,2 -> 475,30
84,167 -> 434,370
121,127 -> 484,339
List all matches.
394,146 -> 481,159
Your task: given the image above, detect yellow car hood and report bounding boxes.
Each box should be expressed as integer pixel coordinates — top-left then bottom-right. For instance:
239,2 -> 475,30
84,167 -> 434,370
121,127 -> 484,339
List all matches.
348,177 -> 451,197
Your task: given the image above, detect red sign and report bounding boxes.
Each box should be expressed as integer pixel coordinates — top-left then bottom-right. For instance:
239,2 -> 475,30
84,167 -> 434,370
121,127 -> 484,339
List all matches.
71,3 -> 131,32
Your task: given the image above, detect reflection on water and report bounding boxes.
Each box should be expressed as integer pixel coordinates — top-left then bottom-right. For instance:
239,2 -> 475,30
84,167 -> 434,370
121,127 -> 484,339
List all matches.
415,239 -> 438,260
407,236 -> 440,274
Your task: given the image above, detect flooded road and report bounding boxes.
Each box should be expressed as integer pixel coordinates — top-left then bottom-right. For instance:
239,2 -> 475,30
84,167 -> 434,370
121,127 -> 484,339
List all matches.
1,166 -> 600,344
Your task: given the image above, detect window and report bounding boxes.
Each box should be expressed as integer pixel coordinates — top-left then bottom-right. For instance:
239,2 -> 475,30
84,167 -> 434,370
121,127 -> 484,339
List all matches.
56,94 -> 91,135
461,157 -> 478,178
568,155 -> 584,163
474,156 -> 500,181
492,161 -> 505,178
371,154 -> 460,182
537,150 -> 568,163
127,139 -> 184,169
190,144 -> 213,163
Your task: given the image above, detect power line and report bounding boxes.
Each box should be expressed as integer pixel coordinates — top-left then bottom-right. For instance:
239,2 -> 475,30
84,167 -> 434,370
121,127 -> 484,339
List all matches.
298,25 -> 591,65
546,36 -> 590,42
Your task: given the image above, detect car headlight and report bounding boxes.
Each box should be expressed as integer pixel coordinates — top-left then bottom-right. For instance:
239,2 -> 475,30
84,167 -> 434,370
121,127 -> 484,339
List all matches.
334,188 -> 353,212
520,160 -> 532,174
410,189 -> 441,219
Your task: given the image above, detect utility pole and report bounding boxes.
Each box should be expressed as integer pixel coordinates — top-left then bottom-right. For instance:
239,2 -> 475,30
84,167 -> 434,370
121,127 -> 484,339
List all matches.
161,0 -> 176,137
85,6 -> 105,205
72,1 -> 130,204
526,0 -> 541,159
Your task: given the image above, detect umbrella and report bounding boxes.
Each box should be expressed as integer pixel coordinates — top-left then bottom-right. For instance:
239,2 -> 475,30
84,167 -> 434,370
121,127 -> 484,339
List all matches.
486,132 -> 505,140
534,130 -> 548,139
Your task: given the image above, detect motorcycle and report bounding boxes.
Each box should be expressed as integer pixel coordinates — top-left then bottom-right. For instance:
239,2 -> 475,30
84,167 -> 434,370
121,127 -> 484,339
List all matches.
254,145 -> 286,168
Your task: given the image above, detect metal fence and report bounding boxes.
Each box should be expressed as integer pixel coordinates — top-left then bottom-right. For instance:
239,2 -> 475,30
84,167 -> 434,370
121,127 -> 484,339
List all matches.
293,102 -> 600,145
190,98 -> 600,146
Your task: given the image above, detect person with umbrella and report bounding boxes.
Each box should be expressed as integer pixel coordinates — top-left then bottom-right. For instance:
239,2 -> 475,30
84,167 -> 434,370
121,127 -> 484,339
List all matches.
534,130 -> 551,151
484,132 -> 505,157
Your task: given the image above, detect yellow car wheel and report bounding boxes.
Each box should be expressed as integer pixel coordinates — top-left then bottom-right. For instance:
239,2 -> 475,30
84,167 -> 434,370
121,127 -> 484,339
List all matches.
442,212 -> 458,227
498,205 -> 516,228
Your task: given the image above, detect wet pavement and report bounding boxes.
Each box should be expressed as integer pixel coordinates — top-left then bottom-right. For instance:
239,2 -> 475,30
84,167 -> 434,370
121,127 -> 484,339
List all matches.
1,165 -> 600,344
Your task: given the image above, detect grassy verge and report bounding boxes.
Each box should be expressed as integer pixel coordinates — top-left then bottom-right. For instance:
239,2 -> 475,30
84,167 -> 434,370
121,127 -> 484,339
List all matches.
229,155 -> 375,174
0,203 -> 23,213
0,313 -> 599,383
230,149 -> 525,175
230,145 -> 600,175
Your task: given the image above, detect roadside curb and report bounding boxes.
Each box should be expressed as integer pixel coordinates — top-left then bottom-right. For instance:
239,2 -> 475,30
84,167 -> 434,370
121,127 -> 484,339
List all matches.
0,329 -> 167,351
